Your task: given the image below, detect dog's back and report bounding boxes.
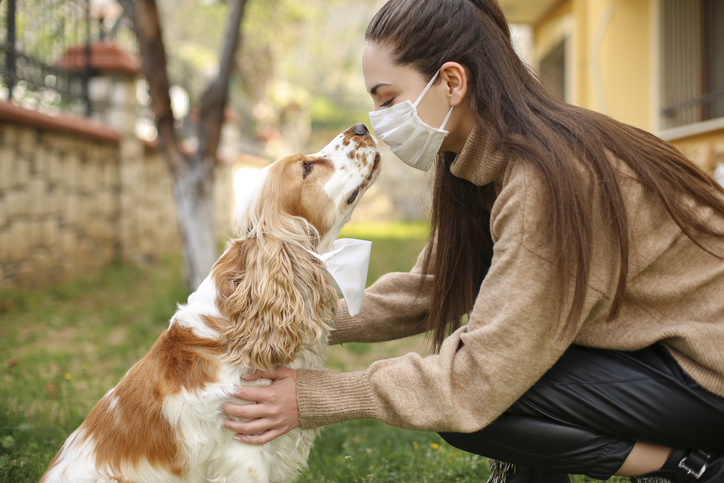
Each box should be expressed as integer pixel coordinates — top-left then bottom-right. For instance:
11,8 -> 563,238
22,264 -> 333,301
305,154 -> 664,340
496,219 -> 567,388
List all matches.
41,305 -> 324,483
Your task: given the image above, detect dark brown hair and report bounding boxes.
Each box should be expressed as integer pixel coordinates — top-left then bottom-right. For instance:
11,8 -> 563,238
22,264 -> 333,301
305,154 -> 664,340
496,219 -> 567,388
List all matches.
366,0 -> 724,351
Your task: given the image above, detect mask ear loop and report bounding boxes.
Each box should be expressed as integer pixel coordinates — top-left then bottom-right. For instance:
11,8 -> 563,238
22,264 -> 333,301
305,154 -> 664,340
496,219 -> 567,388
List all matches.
413,70 -> 441,108
439,105 -> 454,131
413,70 -> 455,131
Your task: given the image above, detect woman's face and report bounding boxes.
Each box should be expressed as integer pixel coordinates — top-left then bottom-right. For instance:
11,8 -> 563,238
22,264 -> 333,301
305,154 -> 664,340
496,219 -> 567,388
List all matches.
363,44 -> 452,129
362,43 -> 469,153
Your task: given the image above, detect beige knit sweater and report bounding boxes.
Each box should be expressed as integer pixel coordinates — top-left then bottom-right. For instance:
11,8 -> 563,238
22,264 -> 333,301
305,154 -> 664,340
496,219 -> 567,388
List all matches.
296,124 -> 724,433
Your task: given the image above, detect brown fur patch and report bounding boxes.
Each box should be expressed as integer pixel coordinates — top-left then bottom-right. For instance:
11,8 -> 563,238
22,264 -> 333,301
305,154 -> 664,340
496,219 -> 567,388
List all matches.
60,325 -> 222,478
269,154 -> 335,235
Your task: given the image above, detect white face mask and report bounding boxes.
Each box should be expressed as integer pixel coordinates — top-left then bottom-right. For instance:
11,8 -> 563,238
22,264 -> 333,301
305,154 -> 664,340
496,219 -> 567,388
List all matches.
368,70 -> 454,172
302,238 -> 372,317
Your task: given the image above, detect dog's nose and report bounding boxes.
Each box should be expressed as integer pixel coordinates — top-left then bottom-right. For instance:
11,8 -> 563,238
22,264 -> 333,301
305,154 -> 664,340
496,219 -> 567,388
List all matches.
353,123 -> 369,136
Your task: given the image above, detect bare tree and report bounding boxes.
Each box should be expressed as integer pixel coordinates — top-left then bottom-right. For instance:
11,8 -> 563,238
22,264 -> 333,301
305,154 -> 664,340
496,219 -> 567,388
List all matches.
117,0 -> 248,290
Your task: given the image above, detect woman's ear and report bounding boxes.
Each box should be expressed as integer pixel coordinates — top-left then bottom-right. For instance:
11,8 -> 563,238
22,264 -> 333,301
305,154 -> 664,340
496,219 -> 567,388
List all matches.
440,61 -> 468,107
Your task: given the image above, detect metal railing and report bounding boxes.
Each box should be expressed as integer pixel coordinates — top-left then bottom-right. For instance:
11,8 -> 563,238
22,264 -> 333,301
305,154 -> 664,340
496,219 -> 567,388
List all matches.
0,0 -> 138,117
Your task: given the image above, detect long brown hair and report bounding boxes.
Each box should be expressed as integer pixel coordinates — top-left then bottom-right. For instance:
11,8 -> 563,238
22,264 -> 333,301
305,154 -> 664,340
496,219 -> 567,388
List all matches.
366,0 -> 724,351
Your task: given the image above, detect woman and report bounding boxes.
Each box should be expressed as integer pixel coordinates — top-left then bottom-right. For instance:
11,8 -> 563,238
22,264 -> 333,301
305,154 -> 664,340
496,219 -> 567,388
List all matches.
221,0 -> 724,481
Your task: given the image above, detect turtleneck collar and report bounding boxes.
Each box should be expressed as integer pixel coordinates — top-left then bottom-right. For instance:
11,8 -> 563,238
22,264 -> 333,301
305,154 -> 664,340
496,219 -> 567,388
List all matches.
449,121 -> 508,187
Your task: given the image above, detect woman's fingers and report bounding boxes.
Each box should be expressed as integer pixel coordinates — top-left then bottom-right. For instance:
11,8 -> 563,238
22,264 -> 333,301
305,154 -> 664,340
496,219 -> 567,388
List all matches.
223,417 -> 273,436
235,428 -> 286,445
242,370 -> 276,382
220,366 -> 300,444
221,402 -> 267,420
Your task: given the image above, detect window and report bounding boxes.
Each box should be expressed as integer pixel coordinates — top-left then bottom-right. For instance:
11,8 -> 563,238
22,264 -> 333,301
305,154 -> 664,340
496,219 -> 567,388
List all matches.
660,0 -> 724,130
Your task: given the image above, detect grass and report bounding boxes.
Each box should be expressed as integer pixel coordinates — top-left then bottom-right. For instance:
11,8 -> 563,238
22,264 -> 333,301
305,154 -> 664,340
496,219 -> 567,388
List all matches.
0,221 -> 627,482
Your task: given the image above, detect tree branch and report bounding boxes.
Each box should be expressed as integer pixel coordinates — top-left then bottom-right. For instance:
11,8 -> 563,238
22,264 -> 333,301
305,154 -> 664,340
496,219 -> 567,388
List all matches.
118,0 -> 187,178
115,0 -> 135,23
194,0 -> 248,165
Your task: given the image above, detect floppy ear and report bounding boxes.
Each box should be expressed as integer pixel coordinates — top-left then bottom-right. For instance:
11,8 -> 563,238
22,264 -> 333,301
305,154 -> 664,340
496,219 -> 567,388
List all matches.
211,235 -> 337,372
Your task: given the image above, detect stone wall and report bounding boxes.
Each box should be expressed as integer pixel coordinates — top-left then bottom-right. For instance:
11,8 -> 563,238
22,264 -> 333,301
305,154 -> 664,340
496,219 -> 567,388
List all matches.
0,102 -> 234,290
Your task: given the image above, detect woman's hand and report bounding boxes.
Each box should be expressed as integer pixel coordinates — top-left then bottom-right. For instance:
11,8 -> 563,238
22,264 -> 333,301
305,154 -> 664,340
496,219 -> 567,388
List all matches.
221,366 -> 300,445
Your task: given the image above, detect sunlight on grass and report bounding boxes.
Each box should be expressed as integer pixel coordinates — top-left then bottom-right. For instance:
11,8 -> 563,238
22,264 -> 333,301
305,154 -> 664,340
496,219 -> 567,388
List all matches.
339,220 -> 430,240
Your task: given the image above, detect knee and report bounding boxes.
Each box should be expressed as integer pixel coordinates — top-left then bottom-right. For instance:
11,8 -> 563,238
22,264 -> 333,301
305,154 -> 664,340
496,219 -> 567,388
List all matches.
438,431 -> 491,457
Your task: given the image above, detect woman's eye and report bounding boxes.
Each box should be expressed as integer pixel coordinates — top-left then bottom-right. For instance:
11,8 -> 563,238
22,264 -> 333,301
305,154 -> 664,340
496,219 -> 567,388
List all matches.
380,98 -> 395,108
303,162 -> 313,178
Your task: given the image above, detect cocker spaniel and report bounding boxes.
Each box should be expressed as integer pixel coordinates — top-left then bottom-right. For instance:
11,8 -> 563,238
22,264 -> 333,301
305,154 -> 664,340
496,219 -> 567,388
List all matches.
42,123 -> 381,483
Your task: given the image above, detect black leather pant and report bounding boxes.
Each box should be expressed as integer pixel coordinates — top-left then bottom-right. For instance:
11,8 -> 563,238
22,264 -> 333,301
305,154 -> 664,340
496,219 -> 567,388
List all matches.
439,344 -> 724,480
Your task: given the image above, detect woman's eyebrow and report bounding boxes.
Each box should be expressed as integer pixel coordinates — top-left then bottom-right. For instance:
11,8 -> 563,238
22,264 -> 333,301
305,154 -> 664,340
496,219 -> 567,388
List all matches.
370,83 -> 391,95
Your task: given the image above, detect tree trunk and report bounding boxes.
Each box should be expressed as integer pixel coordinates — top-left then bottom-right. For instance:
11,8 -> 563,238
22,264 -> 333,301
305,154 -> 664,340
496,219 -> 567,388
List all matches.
174,166 -> 218,290
117,0 -> 248,290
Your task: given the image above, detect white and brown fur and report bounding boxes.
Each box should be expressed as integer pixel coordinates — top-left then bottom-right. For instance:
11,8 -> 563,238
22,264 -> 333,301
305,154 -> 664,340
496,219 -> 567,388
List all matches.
41,124 -> 381,483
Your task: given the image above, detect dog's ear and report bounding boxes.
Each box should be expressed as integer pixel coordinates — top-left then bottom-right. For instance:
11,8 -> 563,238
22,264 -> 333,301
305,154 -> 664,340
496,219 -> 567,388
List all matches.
211,236 -> 336,372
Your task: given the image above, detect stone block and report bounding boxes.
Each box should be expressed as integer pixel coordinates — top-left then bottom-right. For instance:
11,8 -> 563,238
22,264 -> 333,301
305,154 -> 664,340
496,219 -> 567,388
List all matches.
29,219 -> 44,249
17,127 -> 37,156
89,76 -> 113,105
60,229 -> 77,256
81,162 -> 98,193
76,198 -> 92,226
34,147 -> 52,180
99,163 -> 111,189
46,252 -> 61,279
0,149 -> 15,190
119,137 -> 143,160
16,156 -> 31,187
9,220 -> 30,260
43,218 -> 59,248
3,190 -> 15,219
96,191 -> 110,216
64,192 -> 78,225
111,78 -> 134,105
63,153 -> 81,190
0,230 -> 9,262
32,250 -> 52,274
45,151 -> 61,185
83,141 -> 95,159
78,239 -> 95,272
48,186 -> 64,216
0,195 -> 5,228
1,124 -> 18,147
7,189 -> 29,218
29,178 -> 46,216
16,261 -> 36,288
45,133 -> 64,151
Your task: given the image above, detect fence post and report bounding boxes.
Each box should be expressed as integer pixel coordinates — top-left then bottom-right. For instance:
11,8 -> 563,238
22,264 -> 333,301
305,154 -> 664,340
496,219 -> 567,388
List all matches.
84,0 -> 92,116
5,0 -> 16,100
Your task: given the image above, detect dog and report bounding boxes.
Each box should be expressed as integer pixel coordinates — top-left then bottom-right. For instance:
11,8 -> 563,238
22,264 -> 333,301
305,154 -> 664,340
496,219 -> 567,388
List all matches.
41,123 -> 380,483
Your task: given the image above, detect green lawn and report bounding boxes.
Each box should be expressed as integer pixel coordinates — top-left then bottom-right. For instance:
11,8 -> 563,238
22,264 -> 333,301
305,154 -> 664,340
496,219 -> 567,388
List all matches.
0,222 -> 627,482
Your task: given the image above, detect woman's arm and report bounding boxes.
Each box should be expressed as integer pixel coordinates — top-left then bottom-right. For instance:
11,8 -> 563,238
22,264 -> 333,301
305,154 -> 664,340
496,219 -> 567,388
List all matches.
222,163 -> 613,441
329,241 -> 436,345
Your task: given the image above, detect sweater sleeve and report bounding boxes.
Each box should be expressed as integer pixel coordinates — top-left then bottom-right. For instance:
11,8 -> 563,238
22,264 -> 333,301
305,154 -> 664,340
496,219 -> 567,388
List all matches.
297,164 -> 613,432
328,241 -> 435,345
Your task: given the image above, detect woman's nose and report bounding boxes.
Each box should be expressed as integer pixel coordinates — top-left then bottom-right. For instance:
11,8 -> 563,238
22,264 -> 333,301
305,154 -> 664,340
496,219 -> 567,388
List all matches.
354,123 -> 369,136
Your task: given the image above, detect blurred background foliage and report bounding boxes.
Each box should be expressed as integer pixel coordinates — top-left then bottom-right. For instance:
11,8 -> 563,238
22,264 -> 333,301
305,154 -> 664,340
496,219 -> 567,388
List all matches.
157,0 -> 383,158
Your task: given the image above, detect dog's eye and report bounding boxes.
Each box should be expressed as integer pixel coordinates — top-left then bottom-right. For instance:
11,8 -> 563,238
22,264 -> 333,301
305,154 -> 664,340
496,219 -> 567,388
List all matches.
303,162 -> 313,178
347,187 -> 360,205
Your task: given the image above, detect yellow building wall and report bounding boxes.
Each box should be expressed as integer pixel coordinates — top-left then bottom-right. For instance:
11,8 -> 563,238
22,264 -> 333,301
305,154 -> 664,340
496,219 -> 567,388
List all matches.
534,0 -> 652,131
532,0 -> 723,175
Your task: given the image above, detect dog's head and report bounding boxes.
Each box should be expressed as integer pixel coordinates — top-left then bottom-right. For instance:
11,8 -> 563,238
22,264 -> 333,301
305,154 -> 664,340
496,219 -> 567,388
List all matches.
235,123 -> 380,253
213,124 -> 380,371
